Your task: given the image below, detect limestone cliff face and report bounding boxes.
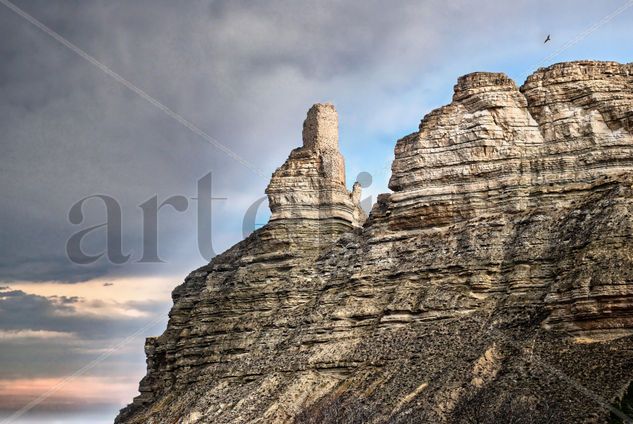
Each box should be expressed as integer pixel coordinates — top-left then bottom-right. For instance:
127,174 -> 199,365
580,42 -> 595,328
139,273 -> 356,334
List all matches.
116,61 -> 633,424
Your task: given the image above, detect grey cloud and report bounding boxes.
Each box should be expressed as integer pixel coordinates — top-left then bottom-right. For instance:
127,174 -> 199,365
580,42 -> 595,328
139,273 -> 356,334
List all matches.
0,286 -> 169,379
0,338 -> 146,380
0,286 -> 170,340
1,0 -> 630,284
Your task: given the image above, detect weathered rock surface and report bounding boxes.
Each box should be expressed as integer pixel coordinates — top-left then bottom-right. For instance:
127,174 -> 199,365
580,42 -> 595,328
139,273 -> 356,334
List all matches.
266,103 -> 366,230
116,61 -> 633,424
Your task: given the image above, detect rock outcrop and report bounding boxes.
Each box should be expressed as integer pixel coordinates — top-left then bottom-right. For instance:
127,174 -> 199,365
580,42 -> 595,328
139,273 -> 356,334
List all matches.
116,61 -> 633,424
266,103 -> 366,234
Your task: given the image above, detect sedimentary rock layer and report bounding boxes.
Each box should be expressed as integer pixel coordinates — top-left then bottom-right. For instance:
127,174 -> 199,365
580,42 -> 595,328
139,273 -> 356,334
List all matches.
116,61 -> 633,424
266,103 -> 365,228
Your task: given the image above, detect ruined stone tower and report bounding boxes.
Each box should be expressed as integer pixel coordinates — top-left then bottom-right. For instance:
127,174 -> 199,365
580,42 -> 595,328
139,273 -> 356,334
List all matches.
265,102 -> 365,227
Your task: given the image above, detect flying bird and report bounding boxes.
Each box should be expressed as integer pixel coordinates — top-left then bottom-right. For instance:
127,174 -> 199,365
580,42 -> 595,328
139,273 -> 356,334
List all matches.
103,282 -> 114,287
544,34 -> 551,43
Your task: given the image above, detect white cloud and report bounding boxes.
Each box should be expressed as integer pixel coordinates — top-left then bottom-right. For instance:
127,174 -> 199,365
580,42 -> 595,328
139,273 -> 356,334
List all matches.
0,329 -> 76,341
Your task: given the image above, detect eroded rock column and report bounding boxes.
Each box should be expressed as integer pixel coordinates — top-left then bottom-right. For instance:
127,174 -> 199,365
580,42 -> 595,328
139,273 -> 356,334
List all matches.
266,103 -> 365,228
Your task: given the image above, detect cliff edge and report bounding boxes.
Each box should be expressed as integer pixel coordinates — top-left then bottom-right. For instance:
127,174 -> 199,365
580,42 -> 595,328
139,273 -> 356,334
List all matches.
116,61 -> 633,424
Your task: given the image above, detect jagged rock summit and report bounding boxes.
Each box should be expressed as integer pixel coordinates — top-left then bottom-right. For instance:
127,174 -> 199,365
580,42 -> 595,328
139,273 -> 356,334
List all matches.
116,61 -> 633,424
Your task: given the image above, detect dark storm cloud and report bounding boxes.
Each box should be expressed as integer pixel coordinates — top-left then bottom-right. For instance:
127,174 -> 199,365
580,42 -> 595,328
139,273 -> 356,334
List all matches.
1,0 -> 630,283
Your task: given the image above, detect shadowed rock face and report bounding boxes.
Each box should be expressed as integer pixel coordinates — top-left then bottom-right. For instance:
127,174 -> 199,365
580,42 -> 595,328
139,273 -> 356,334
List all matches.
116,61 -> 633,424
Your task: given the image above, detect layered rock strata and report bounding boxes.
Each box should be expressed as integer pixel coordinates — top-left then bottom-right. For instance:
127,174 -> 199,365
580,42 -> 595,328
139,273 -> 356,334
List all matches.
116,61 -> 633,424
265,103 -> 366,236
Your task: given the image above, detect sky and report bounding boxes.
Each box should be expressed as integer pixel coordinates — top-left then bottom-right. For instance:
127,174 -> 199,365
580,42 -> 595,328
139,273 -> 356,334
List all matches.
0,0 -> 631,422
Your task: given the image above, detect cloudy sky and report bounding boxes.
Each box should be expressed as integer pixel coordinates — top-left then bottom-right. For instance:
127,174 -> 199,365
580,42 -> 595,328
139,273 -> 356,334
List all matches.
0,0 -> 631,422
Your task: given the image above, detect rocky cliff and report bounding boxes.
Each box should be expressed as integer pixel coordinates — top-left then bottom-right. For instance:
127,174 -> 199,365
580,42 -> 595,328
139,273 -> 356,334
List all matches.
116,61 -> 633,424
